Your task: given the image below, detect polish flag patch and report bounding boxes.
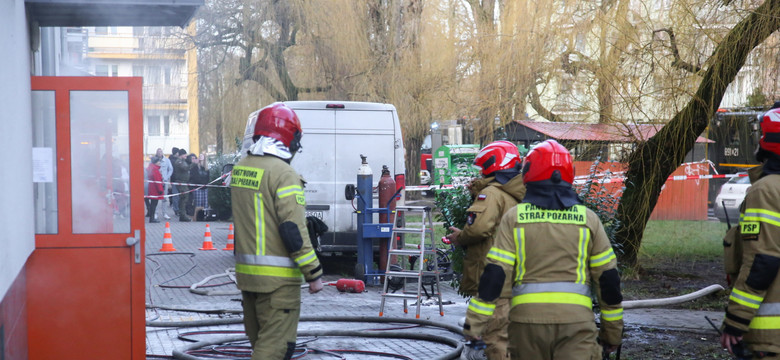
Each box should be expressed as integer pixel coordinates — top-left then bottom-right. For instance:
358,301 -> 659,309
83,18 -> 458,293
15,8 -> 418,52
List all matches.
477,194 -> 487,200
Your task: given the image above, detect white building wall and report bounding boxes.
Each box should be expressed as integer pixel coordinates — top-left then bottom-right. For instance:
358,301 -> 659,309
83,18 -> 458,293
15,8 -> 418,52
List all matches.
0,0 -> 35,298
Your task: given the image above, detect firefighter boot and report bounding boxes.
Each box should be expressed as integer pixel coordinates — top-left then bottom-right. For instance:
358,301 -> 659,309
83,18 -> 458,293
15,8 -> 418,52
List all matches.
460,340 -> 488,360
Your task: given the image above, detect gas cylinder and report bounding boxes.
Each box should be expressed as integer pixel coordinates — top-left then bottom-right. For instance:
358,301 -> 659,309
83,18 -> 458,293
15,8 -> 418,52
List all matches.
358,154 -> 372,175
378,165 -> 397,275
355,155 -> 374,283
378,165 -> 397,224
335,278 -> 365,293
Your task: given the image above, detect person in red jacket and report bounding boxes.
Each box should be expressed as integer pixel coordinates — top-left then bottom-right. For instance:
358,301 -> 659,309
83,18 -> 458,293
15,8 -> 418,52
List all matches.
146,157 -> 165,223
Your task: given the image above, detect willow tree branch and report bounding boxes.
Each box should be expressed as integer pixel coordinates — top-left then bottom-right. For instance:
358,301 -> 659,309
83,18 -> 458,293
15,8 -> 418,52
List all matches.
653,28 -> 702,73
561,50 -> 597,75
528,85 -> 563,122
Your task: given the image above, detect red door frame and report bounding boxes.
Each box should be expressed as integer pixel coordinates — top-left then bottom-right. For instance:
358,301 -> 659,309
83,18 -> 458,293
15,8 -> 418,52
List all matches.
28,76 -> 145,360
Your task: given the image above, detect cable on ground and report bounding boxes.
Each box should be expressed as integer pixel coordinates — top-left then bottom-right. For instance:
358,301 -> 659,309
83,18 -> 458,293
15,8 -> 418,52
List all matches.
146,252 -> 198,322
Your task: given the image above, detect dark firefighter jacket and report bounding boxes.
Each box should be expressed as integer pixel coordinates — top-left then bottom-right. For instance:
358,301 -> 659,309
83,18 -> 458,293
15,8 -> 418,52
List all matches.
457,175 -> 526,297
723,165 -> 780,353
230,155 -> 323,293
464,202 -> 624,346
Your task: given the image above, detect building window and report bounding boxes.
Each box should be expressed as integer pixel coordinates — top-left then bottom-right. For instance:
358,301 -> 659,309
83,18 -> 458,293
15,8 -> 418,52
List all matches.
148,27 -> 162,36
95,27 -> 108,35
148,116 -> 161,136
163,116 -> 170,136
133,27 -> 144,37
148,66 -> 161,84
111,65 -> 119,77
95,65 -> 108,76
164,67 -> 172,85
133,65 -> 144,77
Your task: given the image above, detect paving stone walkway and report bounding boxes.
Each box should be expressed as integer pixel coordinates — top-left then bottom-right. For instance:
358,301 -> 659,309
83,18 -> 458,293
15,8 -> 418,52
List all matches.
144,220 -> 726,359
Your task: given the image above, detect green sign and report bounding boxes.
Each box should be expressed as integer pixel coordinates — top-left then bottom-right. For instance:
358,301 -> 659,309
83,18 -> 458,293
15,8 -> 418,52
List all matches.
432,144 -> 480,186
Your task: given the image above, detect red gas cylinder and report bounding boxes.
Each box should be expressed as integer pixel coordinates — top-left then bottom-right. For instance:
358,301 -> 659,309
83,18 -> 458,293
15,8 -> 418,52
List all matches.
378,165 -> 397,223
378,165 -> 397,274
335,278 -> 365,293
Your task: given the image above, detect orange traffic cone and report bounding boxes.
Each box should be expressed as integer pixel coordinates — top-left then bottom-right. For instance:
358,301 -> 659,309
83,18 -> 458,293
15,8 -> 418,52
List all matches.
223,224 -> 235,251
199,224 -> 217,250
159,222 -> 176,252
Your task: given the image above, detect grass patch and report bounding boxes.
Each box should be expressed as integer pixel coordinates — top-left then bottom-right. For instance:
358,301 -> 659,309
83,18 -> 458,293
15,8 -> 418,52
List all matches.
638,220 -> 726,261
398,226 -> 448,247
398,211 -> 447,246
622,220 -> 729,311
404,214 -> 422,223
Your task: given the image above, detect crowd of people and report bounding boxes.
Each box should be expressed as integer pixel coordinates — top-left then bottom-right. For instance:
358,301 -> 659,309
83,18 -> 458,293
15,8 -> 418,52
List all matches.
144,147 -> 210,223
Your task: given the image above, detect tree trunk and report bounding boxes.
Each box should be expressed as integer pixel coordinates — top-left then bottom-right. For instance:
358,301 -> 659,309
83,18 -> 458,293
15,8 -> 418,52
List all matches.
405,137 -> 422,200
614,0 -> 780,267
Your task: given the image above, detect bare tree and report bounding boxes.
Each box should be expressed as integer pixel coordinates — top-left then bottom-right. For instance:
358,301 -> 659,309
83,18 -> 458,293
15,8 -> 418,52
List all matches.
297,0 -> 441,188
191,0 -> 780,271
615,0 -> 780,267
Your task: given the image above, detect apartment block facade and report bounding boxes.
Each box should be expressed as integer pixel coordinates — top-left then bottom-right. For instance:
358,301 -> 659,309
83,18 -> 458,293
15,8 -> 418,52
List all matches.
61,25 -> 198,155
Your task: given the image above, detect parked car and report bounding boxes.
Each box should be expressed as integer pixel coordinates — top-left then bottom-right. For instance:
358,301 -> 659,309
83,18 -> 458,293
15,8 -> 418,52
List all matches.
420,152 -> 432,185
714,173 -> 751,223
419,169 -> 431,185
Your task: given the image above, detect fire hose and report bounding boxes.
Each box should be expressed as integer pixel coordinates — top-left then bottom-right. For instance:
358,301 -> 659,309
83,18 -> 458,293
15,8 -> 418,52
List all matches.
146,316 -> 464,360
188,268 -> 240,296
149,265 -> 726,359
622,284 -> 725,309
147,284 -> 729,359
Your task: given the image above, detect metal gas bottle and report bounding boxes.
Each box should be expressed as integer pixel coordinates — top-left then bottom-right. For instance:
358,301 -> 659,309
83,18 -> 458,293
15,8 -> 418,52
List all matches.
378,165 -> 397,274
358,154 -> 372,175
378,165 -> 396,224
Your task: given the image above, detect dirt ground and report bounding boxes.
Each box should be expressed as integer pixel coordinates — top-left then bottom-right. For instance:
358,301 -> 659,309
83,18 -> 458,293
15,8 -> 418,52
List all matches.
622,257 -> 729,311
618,257 -> 733,359
618,327 -> 731,360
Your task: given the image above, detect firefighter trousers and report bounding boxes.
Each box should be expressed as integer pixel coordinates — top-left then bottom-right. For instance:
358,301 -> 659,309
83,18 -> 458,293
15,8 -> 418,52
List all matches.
241,285 -> 301,360
508,321 -> 601,360
482,297 -> 510,359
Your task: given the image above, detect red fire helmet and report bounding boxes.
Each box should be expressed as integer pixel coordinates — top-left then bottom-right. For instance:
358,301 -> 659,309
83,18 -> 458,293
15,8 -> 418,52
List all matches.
473,140 -> 522,176
760,107 -> 780,157
254,103 -> 303,151
522,139 -> 574,184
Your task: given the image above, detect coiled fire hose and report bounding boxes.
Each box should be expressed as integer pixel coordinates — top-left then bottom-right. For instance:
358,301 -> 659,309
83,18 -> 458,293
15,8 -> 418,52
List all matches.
146,316 -> 464,360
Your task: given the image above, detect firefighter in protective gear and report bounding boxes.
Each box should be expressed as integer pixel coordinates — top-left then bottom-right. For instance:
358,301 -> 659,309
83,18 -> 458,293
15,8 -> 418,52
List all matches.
721,106 -> 780,358
462,140 -> 623,360
231,103 -> 324,360
446,140 -> 526,359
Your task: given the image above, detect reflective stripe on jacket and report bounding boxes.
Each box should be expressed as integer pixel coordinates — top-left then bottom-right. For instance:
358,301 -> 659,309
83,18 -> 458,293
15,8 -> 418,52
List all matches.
465,203 -> 623,346
230,155 -> 322,293
723,171 -> 780,353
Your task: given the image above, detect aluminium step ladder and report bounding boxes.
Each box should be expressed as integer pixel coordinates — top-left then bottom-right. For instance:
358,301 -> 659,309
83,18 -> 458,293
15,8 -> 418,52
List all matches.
379,205 -> 444,318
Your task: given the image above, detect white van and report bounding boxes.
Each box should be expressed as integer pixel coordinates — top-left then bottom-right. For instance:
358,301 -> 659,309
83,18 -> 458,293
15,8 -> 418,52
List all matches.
283,101 -> 406,254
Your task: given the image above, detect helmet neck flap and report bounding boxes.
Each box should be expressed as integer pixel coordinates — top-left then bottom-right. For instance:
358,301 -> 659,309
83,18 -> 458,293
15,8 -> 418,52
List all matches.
523,180 -> 582,210
247,136 -> 294,161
